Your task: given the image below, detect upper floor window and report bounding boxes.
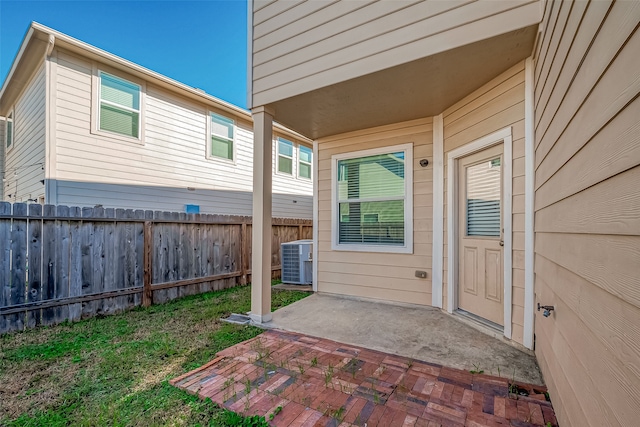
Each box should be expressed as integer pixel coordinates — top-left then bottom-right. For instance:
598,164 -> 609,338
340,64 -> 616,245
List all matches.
299,145 -> 312,179
5,111 -> 13,149
210,113 -> 234,160
98,72 -> 141,138
277,138 -> 293,175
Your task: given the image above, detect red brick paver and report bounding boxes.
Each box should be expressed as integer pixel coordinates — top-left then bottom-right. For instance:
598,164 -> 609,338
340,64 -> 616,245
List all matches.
170,330 -> 557,426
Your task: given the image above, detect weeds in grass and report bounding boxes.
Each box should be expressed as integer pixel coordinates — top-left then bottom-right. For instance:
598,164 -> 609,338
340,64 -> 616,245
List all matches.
0,284 -> 310,426
297,363 -> 305,375
311,356 -> 318,367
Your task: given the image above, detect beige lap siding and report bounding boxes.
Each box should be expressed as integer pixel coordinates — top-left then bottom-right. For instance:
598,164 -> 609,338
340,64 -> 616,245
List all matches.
532,1 -> 640,426
316,118 -> 433,305
250,0 -> 540,107
441,61 -> 526,345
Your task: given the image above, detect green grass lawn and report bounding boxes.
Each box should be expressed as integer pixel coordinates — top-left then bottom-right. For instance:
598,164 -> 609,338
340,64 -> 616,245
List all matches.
0,283 -> 310,426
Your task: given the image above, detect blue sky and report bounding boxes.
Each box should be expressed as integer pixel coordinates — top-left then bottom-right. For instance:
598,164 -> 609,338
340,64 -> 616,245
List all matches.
0,0 -> 248,108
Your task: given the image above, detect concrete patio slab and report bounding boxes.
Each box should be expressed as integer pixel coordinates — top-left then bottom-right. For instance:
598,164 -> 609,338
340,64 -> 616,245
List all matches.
263,294 -> 543,385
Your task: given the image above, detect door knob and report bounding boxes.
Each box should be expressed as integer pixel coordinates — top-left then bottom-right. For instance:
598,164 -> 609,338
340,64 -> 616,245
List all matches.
499,240 -> 504,246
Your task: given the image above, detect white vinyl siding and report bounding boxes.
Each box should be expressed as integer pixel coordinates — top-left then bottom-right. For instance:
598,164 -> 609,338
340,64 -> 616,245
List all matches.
4,62 -> 46,202
52,49 -> 313,218
250,0 -> 541,107
98,72 -> 141,138
331,143 -> 413,254
210,112 -> 234,160
299,145 -> 312,179
277,137 -> 293,174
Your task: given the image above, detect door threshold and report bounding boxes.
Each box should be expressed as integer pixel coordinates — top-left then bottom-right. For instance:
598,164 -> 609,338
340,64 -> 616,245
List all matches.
451,310 -> 535,355
455,309 -> 503,332
452,309 -> 505,342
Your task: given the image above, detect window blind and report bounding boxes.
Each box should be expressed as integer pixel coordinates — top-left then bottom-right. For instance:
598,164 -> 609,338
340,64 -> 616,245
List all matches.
211,113 -> 234,160
299,145 -> 312,178
465,158 -> 501,237
337,151 -> 405,245
99,72 -> 140,138
278,138 -> 293,174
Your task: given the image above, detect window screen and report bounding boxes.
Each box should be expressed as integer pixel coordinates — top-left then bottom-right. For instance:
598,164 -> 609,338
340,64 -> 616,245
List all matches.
99,72 -> 140,138
278,138 -> 293,174
299,145 -> 312,179
211,113 -> 234,160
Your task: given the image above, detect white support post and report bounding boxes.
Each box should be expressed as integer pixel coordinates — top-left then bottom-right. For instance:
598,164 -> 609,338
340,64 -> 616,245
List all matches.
250,106 -> 274,324
432,114 -> 444,308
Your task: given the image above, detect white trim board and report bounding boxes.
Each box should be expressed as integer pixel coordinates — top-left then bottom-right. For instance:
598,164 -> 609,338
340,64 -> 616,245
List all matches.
446,127 -> 513,340
431,114 -> 444,308
312,140 -> 319,292
523,57 -> 535,350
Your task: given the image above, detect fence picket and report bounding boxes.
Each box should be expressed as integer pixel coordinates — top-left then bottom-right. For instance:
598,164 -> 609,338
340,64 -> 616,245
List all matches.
0,202 -> 12,333
0,202 -> 311,333
27,204 -> 43,328
10,203 -> 28,331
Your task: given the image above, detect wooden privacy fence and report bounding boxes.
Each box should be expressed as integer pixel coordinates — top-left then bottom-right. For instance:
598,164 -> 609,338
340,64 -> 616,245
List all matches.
0,202 -> 312,334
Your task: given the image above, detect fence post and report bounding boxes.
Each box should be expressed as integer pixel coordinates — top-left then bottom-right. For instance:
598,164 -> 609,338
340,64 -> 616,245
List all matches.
240,222 -> 248,285
143,221 -> 152,307
298,224 -> 303,240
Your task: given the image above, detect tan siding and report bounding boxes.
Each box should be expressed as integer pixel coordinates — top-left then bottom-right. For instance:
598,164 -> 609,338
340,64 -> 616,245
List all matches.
52,49 -> 312,218
533,1 -> 640,425
4,62 -> 46,202
316,118 -> 433,305
442,62 -> 526,345
251,0 -> 541,107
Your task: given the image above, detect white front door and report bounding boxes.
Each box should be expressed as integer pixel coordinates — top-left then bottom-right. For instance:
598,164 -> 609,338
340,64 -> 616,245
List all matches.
457,144 -> 504,326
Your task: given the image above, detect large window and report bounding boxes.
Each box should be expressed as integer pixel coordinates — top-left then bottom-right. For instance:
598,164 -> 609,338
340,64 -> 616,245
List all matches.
278,138 -> 293,174
98,72 -> 141,138
299,145 -> 312,179
210,113 -> 234,160
332,144 -> 413,253
5,110 -> 13,149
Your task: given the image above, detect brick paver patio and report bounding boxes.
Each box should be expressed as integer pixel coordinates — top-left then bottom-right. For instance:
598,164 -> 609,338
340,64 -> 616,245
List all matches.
170,330 -> 557,427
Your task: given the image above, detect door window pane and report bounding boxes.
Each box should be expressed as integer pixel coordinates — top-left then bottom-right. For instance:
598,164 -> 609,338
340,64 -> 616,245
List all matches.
466,157 -> 501,237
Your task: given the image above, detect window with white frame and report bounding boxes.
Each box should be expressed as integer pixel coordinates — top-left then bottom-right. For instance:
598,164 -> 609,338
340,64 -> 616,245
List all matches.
98,72 -> 141,138
333,144 -> 413,253
210,113 -> 234,160
5,110 -> 13,149
299,145 -> 312,179
278,138 -> 294,175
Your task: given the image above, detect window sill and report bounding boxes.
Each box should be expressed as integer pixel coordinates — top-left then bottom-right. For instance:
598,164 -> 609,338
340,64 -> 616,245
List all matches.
206,155 -> 236,165
331,242 -> 413,254
91,128 -> 144,145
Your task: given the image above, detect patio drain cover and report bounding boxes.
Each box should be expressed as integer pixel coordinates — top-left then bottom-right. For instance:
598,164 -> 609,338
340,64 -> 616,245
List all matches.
221,313 -> 251,325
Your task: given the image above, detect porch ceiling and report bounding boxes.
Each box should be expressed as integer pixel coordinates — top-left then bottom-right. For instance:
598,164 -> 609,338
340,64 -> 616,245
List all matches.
266,26 -> 538,140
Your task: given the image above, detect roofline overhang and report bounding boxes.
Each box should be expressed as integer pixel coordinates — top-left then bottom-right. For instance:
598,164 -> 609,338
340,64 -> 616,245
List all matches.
0,22 -> 311,145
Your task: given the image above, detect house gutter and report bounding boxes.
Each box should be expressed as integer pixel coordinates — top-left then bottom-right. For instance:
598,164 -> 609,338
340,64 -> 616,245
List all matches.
0,26 -> 35,102
2,22 -> 311,145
